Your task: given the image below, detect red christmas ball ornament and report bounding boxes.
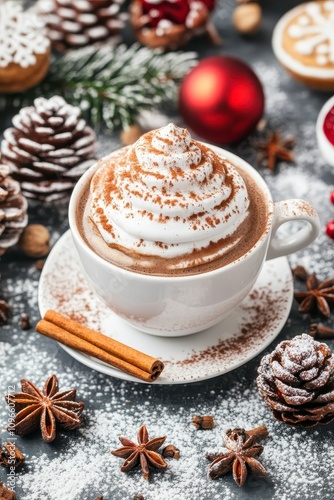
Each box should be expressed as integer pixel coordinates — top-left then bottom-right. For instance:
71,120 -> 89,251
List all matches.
330,190 -> 334,205
326,220 -> 334,239
179,56 -> 265,144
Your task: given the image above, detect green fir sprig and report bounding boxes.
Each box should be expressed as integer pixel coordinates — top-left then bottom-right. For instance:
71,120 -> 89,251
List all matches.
1,44 -> 197,131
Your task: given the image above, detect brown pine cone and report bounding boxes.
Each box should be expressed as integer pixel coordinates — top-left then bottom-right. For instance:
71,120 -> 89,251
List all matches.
0,165 -> 28,255
1,96 -> 97,203
257,334 -> 334,427
38,0 -> 125,51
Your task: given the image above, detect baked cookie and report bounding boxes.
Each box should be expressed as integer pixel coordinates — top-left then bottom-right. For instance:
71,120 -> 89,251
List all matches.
130,0 -> 220,50
0,2 -> 51,93
272,1 -> 334,91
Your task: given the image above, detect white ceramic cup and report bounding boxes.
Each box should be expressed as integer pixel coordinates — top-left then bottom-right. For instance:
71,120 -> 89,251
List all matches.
69,146 -> 320,337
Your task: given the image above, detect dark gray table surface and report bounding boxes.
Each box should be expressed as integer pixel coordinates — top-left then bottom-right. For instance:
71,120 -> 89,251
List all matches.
1,1 -> 334,499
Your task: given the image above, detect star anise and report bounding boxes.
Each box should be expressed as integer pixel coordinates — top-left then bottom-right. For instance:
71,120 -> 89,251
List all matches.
0,442 -> 25,468
255,131 -> 295,172
111,425 -> 168,480
5,374 -> 84,443
207,426 -> 268,487
294,274 -> 334,318
0,481 -> 16,499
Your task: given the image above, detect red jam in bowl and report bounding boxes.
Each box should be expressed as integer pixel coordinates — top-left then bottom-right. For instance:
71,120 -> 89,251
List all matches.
323,105 -> 334,146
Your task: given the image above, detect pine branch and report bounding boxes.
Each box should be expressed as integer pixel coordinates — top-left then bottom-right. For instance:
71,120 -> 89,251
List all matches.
0,44 -> 197,131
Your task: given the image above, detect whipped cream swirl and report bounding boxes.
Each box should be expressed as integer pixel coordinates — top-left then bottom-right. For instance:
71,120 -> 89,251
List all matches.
90,124 -> 250,268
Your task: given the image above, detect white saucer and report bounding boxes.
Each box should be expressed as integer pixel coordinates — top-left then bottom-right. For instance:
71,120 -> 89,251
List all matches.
38,230 -> 293,384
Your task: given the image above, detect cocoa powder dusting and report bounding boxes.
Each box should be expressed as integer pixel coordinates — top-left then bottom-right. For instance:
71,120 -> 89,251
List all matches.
175,286 -> 290,369
43,272 -> 104,333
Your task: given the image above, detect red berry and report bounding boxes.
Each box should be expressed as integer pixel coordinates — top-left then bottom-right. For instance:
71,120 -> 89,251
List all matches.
326,220 -> 334,239
324,106 -> 334,146
330,190 -> 334,205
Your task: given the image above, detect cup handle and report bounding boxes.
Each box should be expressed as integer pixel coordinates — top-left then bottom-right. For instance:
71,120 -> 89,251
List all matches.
266,199 -> 320,260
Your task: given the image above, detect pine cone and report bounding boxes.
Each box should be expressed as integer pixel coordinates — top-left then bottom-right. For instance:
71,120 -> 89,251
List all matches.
0,96 -> 97,202
257,334 -> 334,427
0,165 -> 28,256
39,0 -> 125,51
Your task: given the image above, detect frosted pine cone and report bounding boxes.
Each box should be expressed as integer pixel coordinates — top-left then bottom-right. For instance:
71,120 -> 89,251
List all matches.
38,0 -> 125,51
0,165 -> 28,256
257,334 -> 334,427
0,96 -> 97,202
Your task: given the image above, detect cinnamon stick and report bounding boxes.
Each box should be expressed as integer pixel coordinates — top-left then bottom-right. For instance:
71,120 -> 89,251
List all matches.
44,310 -> 163,375
308,323 -> 334,339
36,320 -> 159,382
36,313 -> 164,382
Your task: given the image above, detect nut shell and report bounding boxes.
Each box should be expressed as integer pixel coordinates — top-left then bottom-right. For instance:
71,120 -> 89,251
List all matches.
233,3 -> 262,35
18,224 -> 50,258
120,125 -> 143,146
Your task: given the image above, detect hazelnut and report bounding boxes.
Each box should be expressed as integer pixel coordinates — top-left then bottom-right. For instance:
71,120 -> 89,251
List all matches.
120,125 -> 143,146
233,3 -> 262,35
18,224 -> 50,258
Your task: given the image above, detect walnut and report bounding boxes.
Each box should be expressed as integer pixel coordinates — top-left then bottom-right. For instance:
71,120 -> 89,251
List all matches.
233,3 -> 262,35
18,224 -> 50,258
120,125 -> 143,146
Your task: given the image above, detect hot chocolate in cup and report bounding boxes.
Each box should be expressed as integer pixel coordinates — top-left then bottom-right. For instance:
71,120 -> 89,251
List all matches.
69,124 -> 320,337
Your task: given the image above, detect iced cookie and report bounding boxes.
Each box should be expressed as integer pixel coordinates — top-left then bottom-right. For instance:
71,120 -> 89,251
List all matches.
130,0 -> 219,50
272,1 -> 334,91
0,2 -> 51,93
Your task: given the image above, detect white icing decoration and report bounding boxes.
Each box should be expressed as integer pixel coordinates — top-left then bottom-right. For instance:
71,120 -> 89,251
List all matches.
298,15 -> 310,26
317,44 -> 329,54
150,9 -> 160,18
317,55 -> 328,65
156,19 -> 172,36
272,1 -> 334,80
0,2 -> 50,69
288,2 -> 334,65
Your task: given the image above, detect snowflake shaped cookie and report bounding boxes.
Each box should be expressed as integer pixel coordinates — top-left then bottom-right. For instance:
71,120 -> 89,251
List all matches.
0,2 -> 50,69
272,1 -> 334,91
288,2 -> 334,66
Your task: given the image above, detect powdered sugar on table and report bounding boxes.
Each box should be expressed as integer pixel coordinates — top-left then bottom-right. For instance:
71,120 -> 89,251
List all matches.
0,3 -> 334,499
